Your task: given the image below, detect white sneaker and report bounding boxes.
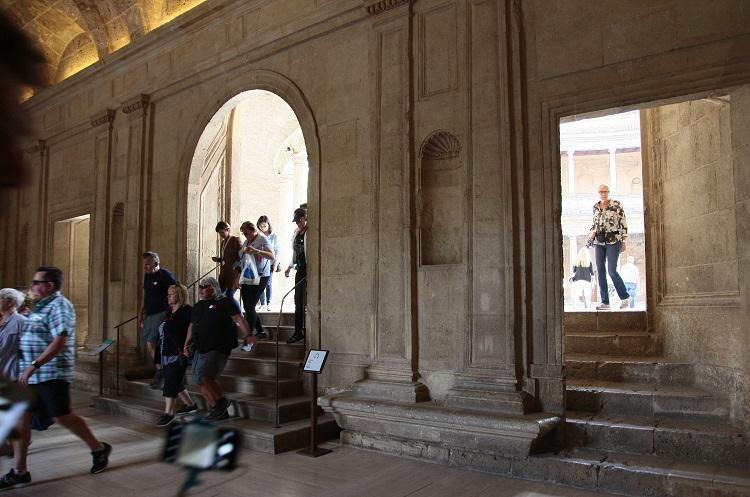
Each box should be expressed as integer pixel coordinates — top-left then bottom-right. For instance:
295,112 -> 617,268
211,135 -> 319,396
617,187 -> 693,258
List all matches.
241,343 -> 254,352
619,298 -> 630,309
596,303 -> 610,310
265,305 -> 272,312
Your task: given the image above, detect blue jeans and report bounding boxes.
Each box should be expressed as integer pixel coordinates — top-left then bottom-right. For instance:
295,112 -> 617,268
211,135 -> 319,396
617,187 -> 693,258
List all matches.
595,242 -> 629,304
259,273 -> 273,305
221,287 -> 241,313
624,283 -> 637,308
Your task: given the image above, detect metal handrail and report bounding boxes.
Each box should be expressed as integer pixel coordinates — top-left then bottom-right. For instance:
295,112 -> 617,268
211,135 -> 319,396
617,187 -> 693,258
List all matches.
111,264 -> 220,396
275,275 -> 306,428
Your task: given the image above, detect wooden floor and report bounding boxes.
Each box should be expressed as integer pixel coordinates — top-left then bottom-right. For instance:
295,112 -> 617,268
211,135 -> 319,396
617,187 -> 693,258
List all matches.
2,391 -> 619,497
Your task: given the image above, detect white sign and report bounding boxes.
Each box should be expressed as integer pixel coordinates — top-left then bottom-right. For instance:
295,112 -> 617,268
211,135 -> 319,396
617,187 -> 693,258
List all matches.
303,349 -> 329,373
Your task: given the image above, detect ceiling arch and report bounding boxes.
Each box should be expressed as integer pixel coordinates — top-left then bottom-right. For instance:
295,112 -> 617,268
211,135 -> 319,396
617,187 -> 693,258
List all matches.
1,0 -> 204,84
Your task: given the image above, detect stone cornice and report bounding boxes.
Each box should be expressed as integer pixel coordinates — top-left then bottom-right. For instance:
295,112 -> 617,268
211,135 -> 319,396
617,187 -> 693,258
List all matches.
364,0 -> 409,16
122,94 -> 151,114
90,109 -> 116,128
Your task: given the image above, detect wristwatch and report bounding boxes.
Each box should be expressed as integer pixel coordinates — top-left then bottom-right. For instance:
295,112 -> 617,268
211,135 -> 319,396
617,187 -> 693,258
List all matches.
31,360 -> 40,369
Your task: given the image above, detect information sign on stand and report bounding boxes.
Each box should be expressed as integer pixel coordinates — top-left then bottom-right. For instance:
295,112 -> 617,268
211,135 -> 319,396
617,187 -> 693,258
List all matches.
298,349 -> 332,458
89,339 -> 115,396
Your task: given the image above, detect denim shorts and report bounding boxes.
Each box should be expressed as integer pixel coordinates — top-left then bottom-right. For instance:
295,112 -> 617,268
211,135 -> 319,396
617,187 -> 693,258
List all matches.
192,350 -> 229,385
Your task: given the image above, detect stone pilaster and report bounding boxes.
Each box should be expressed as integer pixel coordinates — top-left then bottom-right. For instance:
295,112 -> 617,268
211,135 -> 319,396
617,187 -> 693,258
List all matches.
88,109 -> 116,348
354,0 -> 428,403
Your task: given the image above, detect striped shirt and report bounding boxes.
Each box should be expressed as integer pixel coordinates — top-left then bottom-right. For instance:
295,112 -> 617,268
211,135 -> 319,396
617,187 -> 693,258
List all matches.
19,292 -> 76,384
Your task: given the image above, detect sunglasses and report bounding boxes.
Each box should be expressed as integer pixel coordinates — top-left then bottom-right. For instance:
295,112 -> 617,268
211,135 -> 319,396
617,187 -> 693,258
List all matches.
198,284 -> 212,289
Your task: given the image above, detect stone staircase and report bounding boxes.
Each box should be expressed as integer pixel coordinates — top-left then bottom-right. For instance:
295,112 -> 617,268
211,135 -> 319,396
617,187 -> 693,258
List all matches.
93,311 -> 339,454
548,311 -> 750,496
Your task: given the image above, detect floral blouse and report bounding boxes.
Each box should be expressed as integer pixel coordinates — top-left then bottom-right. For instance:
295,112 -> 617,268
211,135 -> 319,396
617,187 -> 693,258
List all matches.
590,200 -> 628,245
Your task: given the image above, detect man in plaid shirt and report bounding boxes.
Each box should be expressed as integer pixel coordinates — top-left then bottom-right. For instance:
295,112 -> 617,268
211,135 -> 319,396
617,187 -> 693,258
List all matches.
0,266 -> 112,489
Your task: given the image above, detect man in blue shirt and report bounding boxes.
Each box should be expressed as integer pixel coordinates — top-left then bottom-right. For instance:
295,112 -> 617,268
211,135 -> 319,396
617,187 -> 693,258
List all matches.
138,251 -> 177,388
0,266 -> 111,489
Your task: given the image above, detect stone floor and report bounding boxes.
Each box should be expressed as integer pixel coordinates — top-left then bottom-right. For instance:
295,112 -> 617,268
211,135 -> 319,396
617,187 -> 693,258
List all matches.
0,391 -> 623,497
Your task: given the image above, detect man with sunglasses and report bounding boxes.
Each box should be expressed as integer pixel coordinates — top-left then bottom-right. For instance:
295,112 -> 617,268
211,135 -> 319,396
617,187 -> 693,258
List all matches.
0,267 -> 111,489
184,277 -> 254,421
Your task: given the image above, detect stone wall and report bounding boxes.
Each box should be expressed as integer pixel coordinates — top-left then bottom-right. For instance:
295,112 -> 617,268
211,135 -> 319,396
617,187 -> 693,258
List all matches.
643,94 -> 749,422
1,0 -> 750,426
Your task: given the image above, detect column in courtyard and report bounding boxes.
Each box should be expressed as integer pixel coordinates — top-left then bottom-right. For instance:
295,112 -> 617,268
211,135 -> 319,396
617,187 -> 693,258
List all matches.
609,147 -> 617,193
356,0 -> 428,402
568,149 -> 576,196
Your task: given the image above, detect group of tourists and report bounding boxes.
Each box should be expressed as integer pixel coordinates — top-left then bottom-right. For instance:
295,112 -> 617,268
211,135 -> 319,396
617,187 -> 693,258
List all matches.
0,267 -> 111,489
139,207 -> 309,426
569,184 -> 637,310
0,206 -> 309,490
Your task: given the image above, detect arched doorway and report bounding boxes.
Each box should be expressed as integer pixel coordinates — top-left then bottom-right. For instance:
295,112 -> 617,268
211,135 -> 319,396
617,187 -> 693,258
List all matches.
186,89 -> 309,306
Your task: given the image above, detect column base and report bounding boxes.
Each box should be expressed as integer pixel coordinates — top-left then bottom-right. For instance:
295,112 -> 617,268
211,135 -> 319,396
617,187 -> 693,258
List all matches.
354,363 -> 430,403
444,372 -> 538,415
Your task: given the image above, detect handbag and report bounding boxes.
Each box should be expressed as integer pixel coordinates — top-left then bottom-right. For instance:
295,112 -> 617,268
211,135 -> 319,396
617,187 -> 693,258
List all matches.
239,252 -> 260,285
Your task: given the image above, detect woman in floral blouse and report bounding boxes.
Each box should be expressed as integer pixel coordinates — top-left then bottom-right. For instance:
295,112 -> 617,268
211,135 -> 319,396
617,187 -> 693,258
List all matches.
587,184 -> 630,310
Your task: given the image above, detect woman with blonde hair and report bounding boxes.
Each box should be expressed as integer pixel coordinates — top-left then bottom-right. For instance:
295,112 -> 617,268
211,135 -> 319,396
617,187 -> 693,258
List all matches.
570,248 -> 594,309
156,284 -> 197,426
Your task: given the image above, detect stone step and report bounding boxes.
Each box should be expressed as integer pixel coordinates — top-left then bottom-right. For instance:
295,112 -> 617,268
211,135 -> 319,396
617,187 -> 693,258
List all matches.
565,411 -> 750,467
248,324 -> 298,341
246,340 -> 306,360
222,354 -> 302,378
256,310 -> 296,327
566,380 -> 730,420
565,331 -> 659,356
91,394 -> 339,454
521,448 -> 750,497
564,311 -> 647,334
131,379 -> 312,423
565,354 -> 694,385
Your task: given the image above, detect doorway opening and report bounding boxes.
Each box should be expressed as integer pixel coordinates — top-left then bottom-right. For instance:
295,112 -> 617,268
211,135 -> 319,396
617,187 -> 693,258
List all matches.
561,88 -> 749,459
52,214 -> 91,348
187,90 -> 308,308
560,111 -> 646,312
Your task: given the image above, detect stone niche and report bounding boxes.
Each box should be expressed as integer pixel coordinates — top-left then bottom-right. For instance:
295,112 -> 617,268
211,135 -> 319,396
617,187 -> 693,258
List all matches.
418,130 -> 463,266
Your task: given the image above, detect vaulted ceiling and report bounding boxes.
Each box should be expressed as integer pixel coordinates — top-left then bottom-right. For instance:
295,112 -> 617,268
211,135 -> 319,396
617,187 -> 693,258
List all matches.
1,0 -> 205,84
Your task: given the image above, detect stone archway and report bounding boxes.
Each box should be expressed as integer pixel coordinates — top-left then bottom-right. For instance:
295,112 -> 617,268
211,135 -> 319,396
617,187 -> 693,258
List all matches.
182,71 -> 321,338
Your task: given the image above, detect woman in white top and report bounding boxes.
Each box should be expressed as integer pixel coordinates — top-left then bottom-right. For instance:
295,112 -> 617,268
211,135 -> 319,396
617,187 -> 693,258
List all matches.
256,215 -> 280,312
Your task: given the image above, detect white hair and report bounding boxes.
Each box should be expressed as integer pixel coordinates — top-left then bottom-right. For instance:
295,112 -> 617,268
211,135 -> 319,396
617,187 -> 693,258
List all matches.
199,276 -> 223,300
0,288 -> 25,308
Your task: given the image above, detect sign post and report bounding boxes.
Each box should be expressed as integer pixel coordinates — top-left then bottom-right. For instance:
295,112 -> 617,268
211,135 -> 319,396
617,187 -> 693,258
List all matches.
298,349 -> 331,457
89,339 -> 115,396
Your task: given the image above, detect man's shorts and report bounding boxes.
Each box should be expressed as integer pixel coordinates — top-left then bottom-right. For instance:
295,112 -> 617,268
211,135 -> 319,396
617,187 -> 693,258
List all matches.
29,379 -> 71,419
140,311 -> 167,347
192,350 -> 229,385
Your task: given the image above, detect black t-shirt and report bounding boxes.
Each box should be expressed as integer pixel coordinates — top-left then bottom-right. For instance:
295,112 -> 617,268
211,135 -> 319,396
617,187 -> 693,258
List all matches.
161,305 -> 192,356
293,232 -> 306,271
190,298 -> 239,354
143,268 -> 177,315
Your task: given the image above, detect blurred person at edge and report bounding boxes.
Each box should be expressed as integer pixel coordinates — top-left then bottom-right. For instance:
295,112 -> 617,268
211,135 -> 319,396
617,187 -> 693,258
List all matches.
0,12 -> 46,196
0,288 -> 26,381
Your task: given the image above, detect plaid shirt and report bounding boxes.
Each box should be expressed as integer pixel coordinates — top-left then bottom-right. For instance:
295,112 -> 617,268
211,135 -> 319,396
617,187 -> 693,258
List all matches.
19,292 -> 76,384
